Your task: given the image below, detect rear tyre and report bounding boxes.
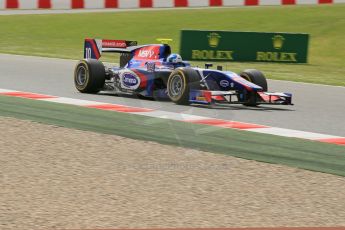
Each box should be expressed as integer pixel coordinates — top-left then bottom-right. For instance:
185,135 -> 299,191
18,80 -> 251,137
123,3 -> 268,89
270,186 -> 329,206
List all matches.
74,59 -> 105,93
240,69 -> 268,106
167,68 -> 201,105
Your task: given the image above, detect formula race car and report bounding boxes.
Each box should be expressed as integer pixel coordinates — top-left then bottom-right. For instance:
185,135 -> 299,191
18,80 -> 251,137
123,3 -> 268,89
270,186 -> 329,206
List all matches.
74,38 -> 292,106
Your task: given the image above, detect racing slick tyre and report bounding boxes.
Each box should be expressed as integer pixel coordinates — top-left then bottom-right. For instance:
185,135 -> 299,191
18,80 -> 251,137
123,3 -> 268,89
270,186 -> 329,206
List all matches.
167,68 -> 201,105
240,69 -> 268,106
74,59 -> 105,94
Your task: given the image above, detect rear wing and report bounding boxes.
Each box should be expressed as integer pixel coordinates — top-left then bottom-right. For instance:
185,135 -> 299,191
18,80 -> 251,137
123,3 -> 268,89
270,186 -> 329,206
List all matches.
84,38 -> 138,59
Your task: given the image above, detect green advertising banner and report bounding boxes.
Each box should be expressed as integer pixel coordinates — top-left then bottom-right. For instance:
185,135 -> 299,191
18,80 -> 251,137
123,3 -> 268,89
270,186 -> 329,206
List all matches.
180,30 -> 309,63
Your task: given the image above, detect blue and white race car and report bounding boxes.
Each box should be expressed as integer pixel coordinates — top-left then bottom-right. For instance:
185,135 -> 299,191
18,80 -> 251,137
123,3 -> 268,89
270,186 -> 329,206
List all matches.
74,38 -> 292,106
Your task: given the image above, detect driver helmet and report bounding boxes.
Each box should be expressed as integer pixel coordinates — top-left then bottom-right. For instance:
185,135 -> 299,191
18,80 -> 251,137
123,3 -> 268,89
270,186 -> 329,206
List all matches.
166,53 -> 183,63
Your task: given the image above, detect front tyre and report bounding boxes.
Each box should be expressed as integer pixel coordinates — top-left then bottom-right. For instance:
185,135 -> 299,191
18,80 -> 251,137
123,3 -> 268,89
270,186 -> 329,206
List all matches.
240,69 -> 268,106
240,69 -> 268,91
167,68 -> 201,105
74,59 -> 105,93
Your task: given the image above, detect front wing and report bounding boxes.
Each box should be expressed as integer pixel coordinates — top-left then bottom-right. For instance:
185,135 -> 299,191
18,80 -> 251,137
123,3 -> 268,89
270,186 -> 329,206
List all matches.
189,90 -> 293,105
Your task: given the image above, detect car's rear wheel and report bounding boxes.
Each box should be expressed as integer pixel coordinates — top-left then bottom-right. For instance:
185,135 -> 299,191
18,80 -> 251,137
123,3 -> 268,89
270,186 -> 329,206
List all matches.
240,69 -> 268,106
74,59 -> 105,93
167,68 -> 201,105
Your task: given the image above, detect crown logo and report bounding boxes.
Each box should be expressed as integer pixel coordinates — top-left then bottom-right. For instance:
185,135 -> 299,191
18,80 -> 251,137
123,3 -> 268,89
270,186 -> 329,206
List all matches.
272,35 -> 285,50
208,32 -> 221,48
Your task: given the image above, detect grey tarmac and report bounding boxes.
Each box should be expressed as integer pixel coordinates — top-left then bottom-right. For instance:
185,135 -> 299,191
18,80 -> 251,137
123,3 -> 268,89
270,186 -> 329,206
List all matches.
0,53 -> 344,136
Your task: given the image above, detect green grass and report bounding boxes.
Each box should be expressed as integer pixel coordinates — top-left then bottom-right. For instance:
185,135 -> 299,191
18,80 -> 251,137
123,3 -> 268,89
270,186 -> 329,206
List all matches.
0,5 -> 344,86
1,95 -> 345,176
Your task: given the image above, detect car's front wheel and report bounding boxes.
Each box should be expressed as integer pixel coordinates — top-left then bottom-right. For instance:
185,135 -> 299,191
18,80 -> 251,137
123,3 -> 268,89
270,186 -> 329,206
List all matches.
74,59 -> 105,93
240,69 -> 268,91
240,69 -> 268,106
167,68 -> 201,105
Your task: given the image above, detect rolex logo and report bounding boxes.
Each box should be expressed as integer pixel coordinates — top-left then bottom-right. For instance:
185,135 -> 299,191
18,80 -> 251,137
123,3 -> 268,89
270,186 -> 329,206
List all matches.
272,35 -> 285,50
208,32 -> 221,48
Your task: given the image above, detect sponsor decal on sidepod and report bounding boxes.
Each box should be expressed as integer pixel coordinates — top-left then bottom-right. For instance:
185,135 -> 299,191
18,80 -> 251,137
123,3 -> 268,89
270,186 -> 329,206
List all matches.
121,71 -> 141,90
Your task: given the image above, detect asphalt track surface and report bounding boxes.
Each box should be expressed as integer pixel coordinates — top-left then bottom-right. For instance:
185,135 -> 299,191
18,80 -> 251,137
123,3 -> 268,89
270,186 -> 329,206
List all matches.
0,53 -> 344,137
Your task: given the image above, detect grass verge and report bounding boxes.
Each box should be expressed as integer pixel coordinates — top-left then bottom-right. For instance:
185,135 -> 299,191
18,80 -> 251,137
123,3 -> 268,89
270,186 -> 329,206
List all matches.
0,5 -> 345,86
0,95 -> 344,176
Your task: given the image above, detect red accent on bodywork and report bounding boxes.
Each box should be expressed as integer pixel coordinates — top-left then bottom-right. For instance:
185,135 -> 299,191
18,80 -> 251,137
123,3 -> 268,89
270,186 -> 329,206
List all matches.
245,0 -> 259,5
212,95 -> 226,101
6,0 -> 18,8
232,76 -> 253,91
86,104 -> 153,113
105,0 -> 118,8
102,40 -> 127,48
1,92 -> 57,99
71,0 -> 84,9
131,70 -> 148,89
188,119 -> 268,129
318,0 -> 333,3
38,0 -> 51,8
201,91 -> 226,102
317,138 -> 345,146
134,46 -> 161,60
86,39 -> 101,59
282,0 -> 296,4
210,0 -> 222,6
174,0 -> 188,7
258,92 -> 280,102
140,0 -> 153,7
203,91 -> 212,103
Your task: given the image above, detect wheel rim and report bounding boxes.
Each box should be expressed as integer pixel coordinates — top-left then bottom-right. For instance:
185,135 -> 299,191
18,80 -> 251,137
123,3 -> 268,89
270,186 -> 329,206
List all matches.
169,74 -> 184,98
76,66 -> 87,86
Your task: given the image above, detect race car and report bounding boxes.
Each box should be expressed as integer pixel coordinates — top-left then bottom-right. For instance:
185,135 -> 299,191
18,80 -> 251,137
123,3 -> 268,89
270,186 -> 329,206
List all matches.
74,38 -> 292,106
